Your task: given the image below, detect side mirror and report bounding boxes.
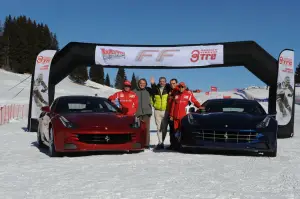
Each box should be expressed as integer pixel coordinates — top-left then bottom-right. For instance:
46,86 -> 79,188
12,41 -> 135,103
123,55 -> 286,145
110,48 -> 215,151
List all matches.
41,106 -> 50,113
189,107 -> 195,113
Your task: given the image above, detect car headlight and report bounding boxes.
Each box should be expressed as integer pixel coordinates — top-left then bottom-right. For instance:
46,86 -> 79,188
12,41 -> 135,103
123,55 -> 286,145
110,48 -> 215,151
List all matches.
256,116 -> 271,128
59,116 -> 76,128
130,116 -> 141,128
188,113 -> 195,124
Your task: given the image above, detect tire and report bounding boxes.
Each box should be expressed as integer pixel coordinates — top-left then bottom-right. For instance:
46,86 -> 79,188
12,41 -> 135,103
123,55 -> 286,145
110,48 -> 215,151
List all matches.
264,149 -> 277,157
179,146 -> 191,153
37,124 -> 46,148
264,144 -> 277,157
48,128 -> 62,157
128,150 -> 143,154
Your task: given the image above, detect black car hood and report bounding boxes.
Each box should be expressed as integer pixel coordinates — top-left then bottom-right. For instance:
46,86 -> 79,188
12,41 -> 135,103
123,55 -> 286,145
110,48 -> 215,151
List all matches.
189,112 -> 266,129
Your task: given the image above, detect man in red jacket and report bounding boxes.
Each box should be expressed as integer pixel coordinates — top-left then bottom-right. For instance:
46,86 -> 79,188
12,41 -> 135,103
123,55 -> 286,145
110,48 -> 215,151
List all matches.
166,78 -> 179,150
108,80 -> 138,116
170,82 -> 201,136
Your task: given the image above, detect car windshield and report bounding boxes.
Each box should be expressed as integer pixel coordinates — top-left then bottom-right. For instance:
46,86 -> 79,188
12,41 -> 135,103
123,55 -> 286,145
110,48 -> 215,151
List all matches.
202,100 -> 266,116
54,97 -> 120,114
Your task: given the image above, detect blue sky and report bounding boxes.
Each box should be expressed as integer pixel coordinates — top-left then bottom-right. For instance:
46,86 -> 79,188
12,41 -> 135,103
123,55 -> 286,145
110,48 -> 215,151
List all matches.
1,0 -> 299,91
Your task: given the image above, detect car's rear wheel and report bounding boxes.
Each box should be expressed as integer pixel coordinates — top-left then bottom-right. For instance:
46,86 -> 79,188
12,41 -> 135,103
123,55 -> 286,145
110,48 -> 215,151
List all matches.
48,128 -> 62,157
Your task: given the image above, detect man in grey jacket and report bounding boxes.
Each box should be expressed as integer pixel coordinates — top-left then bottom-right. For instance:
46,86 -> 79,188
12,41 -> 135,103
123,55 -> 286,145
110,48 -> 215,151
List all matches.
133,78 -> 153,149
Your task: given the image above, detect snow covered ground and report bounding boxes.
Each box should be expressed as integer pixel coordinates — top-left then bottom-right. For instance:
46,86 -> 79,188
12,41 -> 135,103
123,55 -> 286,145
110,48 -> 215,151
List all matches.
1,69 -> 300,199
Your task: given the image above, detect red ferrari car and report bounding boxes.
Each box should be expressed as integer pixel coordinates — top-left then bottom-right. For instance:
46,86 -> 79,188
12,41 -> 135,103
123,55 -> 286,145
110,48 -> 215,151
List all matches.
37,95 -> 146,157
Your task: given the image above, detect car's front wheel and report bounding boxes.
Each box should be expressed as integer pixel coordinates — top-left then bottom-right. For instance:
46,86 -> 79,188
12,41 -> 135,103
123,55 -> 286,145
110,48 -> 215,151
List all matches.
264,141 -> 277,157
48,128 -> 62,157
264,147 -> 277,157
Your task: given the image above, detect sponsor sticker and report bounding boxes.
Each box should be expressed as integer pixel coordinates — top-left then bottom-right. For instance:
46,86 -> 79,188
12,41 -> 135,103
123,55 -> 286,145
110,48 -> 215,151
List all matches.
101,48 -> 125,62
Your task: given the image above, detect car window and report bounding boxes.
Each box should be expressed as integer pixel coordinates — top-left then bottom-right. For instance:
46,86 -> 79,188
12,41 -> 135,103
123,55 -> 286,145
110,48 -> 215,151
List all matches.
50,99 -> 58,111
68,103 -> 86,110
103,101 -> 116,112
54,97 -> 119,114
203,101 -> 266,116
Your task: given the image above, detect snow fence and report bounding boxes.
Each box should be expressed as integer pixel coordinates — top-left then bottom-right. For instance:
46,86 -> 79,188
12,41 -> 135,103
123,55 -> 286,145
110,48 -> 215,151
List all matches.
296,84 -> 300,105
0,104 -> 29,125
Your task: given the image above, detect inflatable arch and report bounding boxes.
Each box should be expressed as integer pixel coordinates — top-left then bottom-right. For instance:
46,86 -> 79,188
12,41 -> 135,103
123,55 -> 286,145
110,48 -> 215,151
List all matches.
27,41 -> 295,138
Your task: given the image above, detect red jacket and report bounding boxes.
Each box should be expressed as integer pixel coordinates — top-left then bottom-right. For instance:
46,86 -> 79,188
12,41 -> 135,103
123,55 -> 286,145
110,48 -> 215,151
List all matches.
108,90 -> 138,116
167,86 -> 180,113
170,90 -> 201,119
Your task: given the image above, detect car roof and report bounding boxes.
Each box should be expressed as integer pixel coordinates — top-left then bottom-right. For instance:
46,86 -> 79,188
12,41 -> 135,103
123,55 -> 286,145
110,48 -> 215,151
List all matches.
204,98 -> 258,104
55,95 -> 107,101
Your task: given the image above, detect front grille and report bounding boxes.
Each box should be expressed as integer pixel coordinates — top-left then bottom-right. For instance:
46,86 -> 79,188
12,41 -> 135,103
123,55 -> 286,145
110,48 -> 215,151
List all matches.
191,129 -> 259,143
77,134 -> 132,144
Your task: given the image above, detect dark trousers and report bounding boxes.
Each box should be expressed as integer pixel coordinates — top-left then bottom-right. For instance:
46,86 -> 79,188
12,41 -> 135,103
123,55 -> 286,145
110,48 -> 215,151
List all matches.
168,119 -> 176,146
139,115 -> 151,147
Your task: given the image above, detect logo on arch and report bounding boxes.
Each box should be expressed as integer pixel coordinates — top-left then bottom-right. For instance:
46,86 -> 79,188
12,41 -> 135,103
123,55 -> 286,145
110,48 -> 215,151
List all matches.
190,49 -> 218,63
101,48 -> 126,62
279,56 -> 293,67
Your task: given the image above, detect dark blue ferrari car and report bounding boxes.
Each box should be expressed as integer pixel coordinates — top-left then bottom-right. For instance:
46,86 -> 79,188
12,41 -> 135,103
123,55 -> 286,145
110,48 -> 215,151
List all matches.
179,98 -> 278,157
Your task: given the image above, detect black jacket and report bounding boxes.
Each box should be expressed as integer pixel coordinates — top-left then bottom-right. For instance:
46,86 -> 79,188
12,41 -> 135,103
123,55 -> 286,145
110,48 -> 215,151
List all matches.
150,83 -> 172,96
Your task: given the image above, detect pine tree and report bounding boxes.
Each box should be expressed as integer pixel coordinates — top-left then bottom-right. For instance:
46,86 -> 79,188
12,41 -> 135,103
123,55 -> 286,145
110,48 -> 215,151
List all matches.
114,68 -> 126,89
0,15 -> 59,73
69,66 -> 88,83
50,33 -> 59,50
2,15 -> 14,71
135,75 -> 140,85
89,65 -> 104,84
131,72 -> 138,90
104,73 -> 111,87
295,62 -> 300,84
0,20 -> 4,68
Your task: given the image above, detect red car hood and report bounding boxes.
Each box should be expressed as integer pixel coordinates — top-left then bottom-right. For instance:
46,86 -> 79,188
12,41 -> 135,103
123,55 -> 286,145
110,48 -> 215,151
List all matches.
60,112 -> 135,130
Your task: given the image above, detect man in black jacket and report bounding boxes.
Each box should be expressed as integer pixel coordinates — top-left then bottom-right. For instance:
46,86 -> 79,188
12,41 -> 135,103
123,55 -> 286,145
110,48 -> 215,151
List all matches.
133,78 -> 153,149
166,78 -> 178,150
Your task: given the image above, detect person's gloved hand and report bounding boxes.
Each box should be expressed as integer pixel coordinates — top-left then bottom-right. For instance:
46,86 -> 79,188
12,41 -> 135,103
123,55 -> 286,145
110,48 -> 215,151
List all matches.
288,93 -> 293,97
122,107 -> 129,114
197,106 -> 206,113
41,89 -> 47,93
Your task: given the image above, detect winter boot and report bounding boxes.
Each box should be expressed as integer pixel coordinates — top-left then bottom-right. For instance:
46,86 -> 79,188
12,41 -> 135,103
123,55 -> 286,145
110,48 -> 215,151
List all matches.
154,143 -> 164,150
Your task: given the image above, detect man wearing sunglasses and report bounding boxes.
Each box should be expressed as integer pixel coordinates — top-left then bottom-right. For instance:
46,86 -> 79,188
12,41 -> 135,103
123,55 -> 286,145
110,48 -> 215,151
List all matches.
166,78 -> 179,150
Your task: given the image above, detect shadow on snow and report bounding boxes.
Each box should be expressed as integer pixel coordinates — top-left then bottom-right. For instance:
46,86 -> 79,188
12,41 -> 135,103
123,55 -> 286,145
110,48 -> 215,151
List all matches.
30,141 -> 143,158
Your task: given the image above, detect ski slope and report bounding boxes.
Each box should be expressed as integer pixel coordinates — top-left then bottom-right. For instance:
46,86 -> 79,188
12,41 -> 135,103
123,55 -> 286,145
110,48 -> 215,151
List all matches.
1,69 -> 300,199
0,69 -> 246,131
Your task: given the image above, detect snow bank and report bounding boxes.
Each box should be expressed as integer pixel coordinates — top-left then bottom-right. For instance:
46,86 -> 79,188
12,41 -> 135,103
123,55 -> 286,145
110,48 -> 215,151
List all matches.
2,70 -> 300,198
0,69 -> 118,105
296,85 -> 300,104
0,106 -> 300,198
1,68 -> 296,130
236,87 -> 268,102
